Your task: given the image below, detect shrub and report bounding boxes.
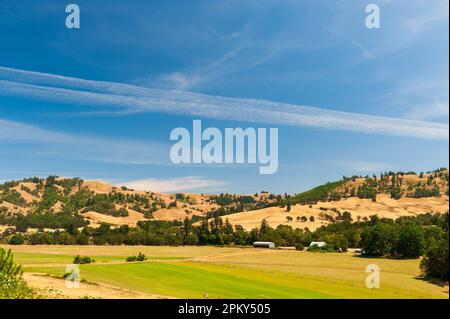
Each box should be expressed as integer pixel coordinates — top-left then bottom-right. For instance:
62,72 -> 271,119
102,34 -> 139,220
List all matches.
126,252 -> 147,262
73,255 -> 94,264
126,256 -> 137,262
295,243 -> 304,251
8,234 -> 25,245
136,252 -> 147,261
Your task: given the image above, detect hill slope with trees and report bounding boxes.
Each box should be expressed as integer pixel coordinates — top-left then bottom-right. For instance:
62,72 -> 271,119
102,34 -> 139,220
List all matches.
0,168 -> 448,234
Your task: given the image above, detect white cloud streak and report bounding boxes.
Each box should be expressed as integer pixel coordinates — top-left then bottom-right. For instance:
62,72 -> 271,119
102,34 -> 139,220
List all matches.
118,176 -> 226,193
0,66 -> 448,140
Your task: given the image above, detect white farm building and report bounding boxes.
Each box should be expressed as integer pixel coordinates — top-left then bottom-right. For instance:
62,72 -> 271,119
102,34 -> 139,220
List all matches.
253,241 -> 275,248
309,241 -> 327,248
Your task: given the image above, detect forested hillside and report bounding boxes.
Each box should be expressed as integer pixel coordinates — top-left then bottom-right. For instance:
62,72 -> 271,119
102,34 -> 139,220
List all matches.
0,168 -> 448,235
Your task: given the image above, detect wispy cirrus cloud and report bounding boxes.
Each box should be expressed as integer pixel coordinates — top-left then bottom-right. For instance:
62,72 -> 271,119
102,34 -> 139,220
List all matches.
118,176 -> 226,193
378,74 -> 449,122
406,101 -> 449,121
327,160 -> 393,174
0,118 -> 169,165
0,66 -> 448,140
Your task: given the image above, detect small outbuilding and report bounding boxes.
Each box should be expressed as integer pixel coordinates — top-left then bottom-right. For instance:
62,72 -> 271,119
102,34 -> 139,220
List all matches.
253,241 -> 275,249
309,241 -> 327,248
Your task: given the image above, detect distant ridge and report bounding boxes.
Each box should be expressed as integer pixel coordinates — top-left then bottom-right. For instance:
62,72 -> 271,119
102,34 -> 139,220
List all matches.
0,168 -> 448,232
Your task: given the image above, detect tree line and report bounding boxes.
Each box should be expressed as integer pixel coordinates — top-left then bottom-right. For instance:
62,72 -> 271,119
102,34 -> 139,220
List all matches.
1,211 -> 447,281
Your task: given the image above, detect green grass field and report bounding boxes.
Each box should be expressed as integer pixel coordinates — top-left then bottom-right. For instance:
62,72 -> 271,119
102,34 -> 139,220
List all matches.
2,245 -> 448,299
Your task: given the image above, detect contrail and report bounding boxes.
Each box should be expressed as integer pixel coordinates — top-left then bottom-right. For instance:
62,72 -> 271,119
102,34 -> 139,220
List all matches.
0,66 -> 448,140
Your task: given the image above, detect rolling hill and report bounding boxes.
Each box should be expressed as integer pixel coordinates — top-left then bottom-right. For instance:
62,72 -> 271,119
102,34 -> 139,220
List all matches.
201,168 -> 449,230
0,169 -> 448,233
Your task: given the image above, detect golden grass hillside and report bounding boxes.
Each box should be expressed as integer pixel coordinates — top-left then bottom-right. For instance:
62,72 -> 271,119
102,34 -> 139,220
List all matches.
205,194 -> 449,231
0,177 -> 220,229
1,169 -> 448,231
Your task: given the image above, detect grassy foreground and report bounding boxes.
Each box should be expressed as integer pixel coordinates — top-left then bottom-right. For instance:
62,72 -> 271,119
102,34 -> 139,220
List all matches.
2,245 -> 448,299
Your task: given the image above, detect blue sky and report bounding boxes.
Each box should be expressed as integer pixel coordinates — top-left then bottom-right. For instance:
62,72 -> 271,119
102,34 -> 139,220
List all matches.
0,0 -> 448,194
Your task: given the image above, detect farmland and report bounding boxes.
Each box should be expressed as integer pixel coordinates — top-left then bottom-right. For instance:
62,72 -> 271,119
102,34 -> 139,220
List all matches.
2,245 -> 448,299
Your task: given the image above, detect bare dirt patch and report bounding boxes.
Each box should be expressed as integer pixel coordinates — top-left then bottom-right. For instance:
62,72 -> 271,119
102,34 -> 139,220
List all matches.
24,273 -> 173,299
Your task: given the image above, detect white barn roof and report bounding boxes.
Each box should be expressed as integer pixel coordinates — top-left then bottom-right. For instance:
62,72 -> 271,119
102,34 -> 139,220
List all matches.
309,241 -> 327,247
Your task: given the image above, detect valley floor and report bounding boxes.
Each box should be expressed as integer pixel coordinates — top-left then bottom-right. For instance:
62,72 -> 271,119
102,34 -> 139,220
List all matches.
2,245 -> 448,299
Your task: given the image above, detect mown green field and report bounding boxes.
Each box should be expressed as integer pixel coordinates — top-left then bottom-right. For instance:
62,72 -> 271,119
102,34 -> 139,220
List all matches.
2,245 -> 448,299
